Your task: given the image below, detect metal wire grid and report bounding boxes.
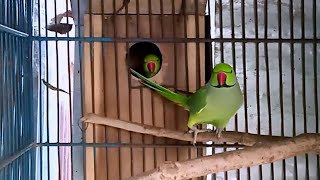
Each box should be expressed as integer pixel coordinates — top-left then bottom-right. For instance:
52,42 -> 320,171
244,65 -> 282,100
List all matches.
30,0 -> 319,180
33,0 -> 210,179
213,0 -> 319,179
0,0 -> 35,179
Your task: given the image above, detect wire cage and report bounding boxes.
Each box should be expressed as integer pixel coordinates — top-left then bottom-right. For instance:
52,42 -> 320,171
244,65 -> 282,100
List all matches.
1,0 -> 319,179
0,0 -> 36,179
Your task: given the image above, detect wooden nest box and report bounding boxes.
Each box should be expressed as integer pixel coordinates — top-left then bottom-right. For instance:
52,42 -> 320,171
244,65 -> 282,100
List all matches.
83,0 -> 208,179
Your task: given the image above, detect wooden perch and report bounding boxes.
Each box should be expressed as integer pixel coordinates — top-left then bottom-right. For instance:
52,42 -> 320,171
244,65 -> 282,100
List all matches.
129,133 -> 320,180
81,113 -> 288,146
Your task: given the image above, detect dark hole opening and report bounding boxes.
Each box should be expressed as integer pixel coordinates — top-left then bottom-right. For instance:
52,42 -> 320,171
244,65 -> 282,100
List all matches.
126,41 -> 163,78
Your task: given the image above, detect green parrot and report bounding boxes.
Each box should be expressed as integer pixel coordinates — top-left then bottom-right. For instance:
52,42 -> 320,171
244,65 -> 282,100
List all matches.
126,51 -> 162,78
142,54 -> 161,78
130,63 -> 244,144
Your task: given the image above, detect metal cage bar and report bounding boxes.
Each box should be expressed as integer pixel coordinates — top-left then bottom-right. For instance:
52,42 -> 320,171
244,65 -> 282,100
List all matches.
0,0 -> 35,179
2,0 -> 319,179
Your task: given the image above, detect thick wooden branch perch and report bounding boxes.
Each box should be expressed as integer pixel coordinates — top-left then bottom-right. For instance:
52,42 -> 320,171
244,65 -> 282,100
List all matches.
129,134 -> 320,180
81,113 -> 320,179
81,113 -> 287,146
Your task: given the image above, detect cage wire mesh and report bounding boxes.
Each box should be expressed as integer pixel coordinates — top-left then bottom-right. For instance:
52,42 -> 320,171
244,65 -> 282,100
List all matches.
0,0 -> 319,179
212,0 -> 320,179
223,0 -> 320,179
0,0 -> 35,179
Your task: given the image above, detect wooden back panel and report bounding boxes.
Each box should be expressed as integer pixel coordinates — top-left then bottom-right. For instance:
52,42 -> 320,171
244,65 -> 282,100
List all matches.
83,13 -> 205,180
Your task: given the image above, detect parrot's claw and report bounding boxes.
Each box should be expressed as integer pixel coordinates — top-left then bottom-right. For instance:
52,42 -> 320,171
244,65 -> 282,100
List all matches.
215,128 -> 223,138
187,127 -> 212,145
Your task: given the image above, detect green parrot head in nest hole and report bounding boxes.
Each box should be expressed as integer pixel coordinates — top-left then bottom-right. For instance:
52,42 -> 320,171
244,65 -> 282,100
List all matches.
143,54 -> 161,78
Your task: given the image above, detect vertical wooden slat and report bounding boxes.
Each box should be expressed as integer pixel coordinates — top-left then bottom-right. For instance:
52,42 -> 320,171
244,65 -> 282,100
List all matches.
175,15 -> 190,162
199,17 -> 206,86
149,15 -> 167,168
104,15 -> 133,179
92,15 -> 108,180
198,17 -> 206,175
131,89 -> 144,176
131,15 -> 144,176
186,15 -> 199,170
162,15 -> 178,163
104,57 -> 121,176
142,88 -> 155,171
188,15 -> 206,180
164,99 -> 178,162
199,15 -> 206,180
103,15 -> 120,180
118,41 -> 132,179
134,14 -> 156,172
84,14 -> 111,180
83,15 -> 95,180
152,93 -> 166,167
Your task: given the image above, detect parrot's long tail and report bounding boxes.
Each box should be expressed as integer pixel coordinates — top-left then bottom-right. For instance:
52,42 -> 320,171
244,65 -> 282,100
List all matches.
130,69 -> 189,109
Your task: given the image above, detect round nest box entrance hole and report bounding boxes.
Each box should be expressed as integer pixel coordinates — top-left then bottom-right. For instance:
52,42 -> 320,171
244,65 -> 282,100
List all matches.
127,42 -> 163,78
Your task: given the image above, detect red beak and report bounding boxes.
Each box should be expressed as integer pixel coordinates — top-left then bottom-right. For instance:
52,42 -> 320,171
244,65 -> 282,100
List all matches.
217,72 -> 227,86
147,62 -> 155,72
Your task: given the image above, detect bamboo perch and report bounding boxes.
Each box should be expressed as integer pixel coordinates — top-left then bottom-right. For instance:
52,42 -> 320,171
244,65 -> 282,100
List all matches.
81,113 -> 288,146
128,133 -> 320,180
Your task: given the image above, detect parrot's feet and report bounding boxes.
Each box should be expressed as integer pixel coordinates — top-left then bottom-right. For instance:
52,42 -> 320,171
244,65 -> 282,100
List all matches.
187,127 -> 212,145
215,128 -> 223,138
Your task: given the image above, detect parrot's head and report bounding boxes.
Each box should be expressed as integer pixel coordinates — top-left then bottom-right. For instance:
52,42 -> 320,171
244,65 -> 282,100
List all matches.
143,54 -> 161,78
210,63 -> 237,88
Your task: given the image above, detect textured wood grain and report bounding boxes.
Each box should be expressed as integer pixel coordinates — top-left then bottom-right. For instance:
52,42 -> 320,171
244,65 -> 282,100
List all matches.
92,15 -> 108,180
83,14 -> 206,179
83,14 -> 95,180
129,134 -> 320,180
81,113 -> 289,146
90,0 -> 208,15
84,15 -> 109,180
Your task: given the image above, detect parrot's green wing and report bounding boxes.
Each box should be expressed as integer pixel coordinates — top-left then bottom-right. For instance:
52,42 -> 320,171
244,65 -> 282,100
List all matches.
187,87 -> 208,114
130,68 -> 189,108
174,89 -> 193,96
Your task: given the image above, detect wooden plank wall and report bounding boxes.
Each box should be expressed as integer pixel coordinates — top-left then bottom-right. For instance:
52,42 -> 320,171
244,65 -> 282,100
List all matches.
90,0 -> 207,15
83,13 -> 205,180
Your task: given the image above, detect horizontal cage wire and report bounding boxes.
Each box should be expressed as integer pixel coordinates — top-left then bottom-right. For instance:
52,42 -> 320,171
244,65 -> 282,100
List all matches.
0,0 -> 319,179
